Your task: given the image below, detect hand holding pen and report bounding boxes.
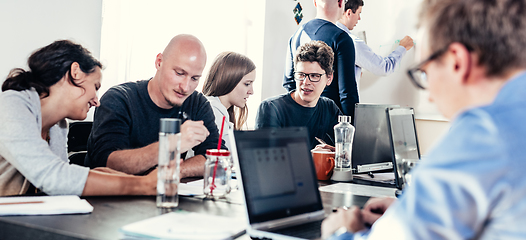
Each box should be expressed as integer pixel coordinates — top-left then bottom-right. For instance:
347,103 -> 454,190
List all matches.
313,137 -> 336,152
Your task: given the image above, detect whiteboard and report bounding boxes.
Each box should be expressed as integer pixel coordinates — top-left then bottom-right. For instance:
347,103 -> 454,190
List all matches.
351,0 -> 445,121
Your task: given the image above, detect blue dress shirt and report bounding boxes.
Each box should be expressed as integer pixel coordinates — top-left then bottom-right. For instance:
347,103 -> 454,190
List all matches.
330,72 -> 526,239
335,21 -> 407,94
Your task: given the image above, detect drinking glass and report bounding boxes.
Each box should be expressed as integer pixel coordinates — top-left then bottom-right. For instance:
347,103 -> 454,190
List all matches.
203,149 -> 232,198
157,118 -> 181,208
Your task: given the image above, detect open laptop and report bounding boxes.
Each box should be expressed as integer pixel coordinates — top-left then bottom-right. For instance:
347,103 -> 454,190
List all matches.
352,104 -> 400,173
230,127 -> 325,240
386,107 -> 421,190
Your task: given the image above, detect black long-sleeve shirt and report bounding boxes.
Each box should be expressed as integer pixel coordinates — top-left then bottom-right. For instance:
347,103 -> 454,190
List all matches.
283,19 -> 358,121
85,80 -> 223,170
255,92 -> 342,149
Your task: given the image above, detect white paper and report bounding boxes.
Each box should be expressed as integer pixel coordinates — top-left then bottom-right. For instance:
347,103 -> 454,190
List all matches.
120,211 -> 246,240
319,183 -> 396,198
178,179 -> 204,196
0,195 -> 93,216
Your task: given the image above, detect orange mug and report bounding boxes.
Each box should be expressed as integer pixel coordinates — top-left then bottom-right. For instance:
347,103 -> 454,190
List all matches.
311,151 -> 335,180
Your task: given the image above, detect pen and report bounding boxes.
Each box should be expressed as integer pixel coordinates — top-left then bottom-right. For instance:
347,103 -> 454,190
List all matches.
0,201 -> 44,206
325,133 -> 335,145
315,137 -> 327,145
178,110 -> 190,122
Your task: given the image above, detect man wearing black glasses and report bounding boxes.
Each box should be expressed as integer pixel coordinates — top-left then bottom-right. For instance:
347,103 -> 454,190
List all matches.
283,0 -> 358,121
321,0 -> 526,239
256,41 -> 342,149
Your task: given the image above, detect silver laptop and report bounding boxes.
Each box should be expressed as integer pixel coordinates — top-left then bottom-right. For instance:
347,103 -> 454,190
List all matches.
386,107 -> 421,190
230,127 -> 325,240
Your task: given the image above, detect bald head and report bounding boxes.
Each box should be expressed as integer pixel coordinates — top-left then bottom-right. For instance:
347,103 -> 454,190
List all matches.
163,34 -> 207,65
149,34 -> 207,109
315,0 -> 345,23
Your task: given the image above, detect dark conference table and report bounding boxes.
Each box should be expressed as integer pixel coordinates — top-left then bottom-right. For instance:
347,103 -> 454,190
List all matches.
0,180 -> 376,240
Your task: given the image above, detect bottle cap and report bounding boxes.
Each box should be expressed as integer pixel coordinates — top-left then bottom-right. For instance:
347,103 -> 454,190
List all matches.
338,115 -> 350,123
159,118 -> 181,134
206,149 -> 231,157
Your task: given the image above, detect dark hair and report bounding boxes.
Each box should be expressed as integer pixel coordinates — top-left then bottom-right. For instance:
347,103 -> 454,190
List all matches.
294,41 -> 335,75
419,0 -> 526,77
202,52 -> 256,130
345,0 -> 364,13
2,40 -> 102,97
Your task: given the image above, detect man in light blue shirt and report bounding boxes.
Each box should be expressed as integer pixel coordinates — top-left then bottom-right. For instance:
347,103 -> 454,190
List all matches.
336,0 -> 414,91
322,0 -> 526,239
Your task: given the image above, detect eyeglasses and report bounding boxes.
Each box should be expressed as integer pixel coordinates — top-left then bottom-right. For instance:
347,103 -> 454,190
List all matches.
294,72 -> 326,83
407,47 -> 448,90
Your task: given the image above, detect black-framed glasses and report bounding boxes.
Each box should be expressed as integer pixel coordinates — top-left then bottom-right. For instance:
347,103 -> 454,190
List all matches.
294,72 -> 326,83
407,47 -> 449,90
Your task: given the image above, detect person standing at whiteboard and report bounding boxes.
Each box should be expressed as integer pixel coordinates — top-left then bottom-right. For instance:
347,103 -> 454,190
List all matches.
336,0 -> 414,91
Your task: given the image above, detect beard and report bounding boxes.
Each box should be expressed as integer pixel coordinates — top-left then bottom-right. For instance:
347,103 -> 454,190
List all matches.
163,89 -> 190,108
163,94 -> 183,108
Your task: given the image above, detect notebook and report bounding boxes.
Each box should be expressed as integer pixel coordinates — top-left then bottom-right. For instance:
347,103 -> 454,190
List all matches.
230,127 -> 325,240
119,211 -> 246,240
386,107 -> 421,189
0,195 -> 93,216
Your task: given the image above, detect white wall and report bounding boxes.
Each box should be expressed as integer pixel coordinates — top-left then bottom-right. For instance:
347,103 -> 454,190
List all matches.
0,0 -> 102,83
98,0 -> 266,129
0,0 -> 102,120
351,0 -> 448,121
415,119 -> 449,155
353,0 -> 419,109
260,0 -> 316,101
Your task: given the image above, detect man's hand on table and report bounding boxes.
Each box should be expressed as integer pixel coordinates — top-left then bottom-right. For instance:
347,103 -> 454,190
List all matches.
321,206 -> 365,239
321,197 -> 396,238
362,197 -> 396,225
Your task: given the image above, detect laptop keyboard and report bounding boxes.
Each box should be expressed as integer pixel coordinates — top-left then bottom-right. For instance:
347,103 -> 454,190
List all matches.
268,220 -> 323,239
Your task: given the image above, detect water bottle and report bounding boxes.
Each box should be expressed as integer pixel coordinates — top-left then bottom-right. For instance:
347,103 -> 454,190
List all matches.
157,118 -> 181,208
332,115 -> 355,182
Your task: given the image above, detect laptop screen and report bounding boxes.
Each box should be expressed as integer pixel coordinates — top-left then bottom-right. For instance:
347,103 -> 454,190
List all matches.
234,127 -> 323,224
352,104 -> 400,173
386,107 -> 420,189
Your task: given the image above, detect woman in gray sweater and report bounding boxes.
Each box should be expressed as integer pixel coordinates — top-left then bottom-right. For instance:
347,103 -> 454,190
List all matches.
0,40 -> 156,196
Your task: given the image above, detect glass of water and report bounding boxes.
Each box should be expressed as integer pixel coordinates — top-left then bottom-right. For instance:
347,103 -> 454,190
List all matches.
157,118 -> 181,208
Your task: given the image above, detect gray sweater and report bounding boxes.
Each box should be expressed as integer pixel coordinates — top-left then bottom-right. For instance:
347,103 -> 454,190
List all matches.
0,89 -> 89,196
